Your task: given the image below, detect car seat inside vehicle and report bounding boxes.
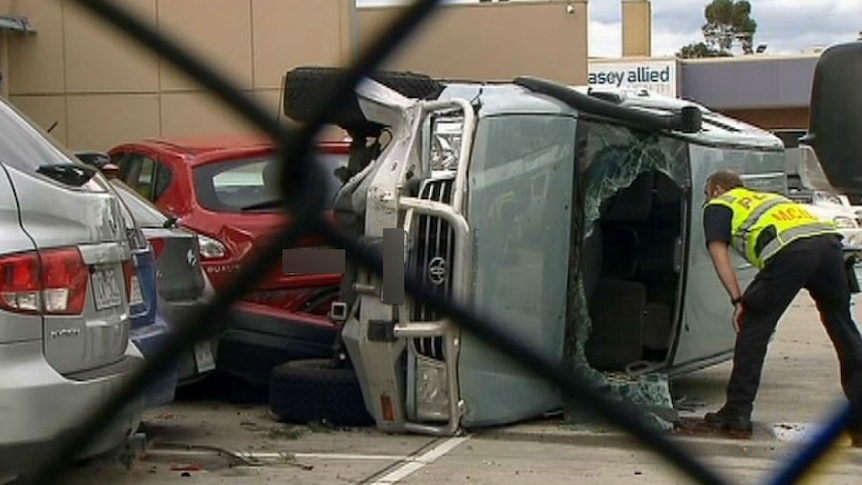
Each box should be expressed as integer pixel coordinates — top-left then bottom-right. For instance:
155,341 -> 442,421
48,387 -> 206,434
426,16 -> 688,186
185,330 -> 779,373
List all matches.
585,170 -> 684,372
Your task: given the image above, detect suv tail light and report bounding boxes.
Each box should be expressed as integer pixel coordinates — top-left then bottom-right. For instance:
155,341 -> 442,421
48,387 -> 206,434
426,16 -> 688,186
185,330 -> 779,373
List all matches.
0,247 -> 88,315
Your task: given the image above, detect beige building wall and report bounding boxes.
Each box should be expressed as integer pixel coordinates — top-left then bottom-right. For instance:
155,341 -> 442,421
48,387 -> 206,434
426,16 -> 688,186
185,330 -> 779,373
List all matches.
1,0 -> 589,152
621,0 -> 651,57
0,34 -> 11,99
3,0 -> 355,150
356,1 -> 588,85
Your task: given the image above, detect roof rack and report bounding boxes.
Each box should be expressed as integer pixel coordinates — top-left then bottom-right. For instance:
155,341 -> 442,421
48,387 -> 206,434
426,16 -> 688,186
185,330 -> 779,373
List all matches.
514,76 -> 702,134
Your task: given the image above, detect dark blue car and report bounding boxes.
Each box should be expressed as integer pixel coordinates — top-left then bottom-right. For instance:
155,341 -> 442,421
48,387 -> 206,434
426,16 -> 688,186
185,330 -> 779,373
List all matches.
112,186 -> 179,409
127,244 -> 179,407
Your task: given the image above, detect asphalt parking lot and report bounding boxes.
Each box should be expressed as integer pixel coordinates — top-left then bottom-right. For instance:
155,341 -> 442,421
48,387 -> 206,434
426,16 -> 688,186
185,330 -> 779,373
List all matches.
56,293 -> 862,485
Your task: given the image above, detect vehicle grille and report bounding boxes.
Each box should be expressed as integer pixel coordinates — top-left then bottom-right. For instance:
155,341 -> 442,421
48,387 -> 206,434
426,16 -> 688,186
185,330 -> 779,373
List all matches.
408,177 -> 455,361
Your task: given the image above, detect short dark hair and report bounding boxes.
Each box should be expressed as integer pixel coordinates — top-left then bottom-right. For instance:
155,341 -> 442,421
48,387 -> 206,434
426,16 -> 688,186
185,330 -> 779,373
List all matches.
706,170 -> 744,191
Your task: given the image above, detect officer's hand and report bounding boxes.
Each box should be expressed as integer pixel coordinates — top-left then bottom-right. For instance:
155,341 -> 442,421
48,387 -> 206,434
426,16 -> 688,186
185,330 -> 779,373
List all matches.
732,303 -> 744,333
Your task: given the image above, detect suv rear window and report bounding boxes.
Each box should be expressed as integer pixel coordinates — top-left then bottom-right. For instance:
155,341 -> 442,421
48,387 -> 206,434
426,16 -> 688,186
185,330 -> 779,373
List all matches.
0,100 -> 83,173
192,153 -> 347,213
0,98 -> 107,192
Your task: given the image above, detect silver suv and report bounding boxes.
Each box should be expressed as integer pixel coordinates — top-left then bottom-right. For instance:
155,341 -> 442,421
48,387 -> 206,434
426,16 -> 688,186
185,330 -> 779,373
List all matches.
0,98 -> 145,478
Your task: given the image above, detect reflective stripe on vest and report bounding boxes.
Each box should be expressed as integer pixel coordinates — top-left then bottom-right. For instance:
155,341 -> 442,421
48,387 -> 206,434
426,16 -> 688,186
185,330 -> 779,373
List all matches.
756,220 -> 838,264
705,187 -> 839,268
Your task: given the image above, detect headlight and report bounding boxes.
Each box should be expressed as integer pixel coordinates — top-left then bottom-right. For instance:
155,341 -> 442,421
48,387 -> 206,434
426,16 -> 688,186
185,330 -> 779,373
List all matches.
833,216 -> 858,229
197,234 -> 226,259
429,116 -> 463,171
414,357 -> 450,421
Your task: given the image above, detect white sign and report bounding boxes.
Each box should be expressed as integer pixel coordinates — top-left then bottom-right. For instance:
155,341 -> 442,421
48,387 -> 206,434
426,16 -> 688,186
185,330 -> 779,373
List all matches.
588,59 -> 678,97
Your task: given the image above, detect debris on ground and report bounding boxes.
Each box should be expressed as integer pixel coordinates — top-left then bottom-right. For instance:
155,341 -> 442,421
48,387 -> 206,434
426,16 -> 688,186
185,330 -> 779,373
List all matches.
673,396 -> 708,413
673,417 -> 753,440
563,371 -> 677,433
265,426 -> 307,440
275,452 -> 314,471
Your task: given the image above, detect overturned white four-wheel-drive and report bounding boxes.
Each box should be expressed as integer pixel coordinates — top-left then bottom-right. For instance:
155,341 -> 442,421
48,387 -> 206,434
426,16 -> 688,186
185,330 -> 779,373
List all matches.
265,66 -> 820,436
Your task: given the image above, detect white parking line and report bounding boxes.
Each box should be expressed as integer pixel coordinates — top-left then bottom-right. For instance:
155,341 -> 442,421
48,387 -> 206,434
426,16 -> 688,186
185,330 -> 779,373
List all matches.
159,448 -> 469,465
367,436 -> 471,485
147,436 -> 471,479
240,452 -> 411,461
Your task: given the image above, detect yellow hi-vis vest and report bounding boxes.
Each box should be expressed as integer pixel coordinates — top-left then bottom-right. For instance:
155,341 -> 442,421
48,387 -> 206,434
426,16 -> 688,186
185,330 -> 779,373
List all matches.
705,187 -> 839,269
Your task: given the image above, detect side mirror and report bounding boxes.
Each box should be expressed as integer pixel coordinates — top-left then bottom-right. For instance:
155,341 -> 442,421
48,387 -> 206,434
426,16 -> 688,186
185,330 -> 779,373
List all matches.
804,41 -> 862,194
75,150 -> 110,168
101,163 -> 120,180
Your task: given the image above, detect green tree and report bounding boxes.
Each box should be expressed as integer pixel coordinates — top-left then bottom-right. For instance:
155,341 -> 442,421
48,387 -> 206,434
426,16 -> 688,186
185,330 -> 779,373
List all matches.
677,0 -> 758,58
677,41 -> 732,59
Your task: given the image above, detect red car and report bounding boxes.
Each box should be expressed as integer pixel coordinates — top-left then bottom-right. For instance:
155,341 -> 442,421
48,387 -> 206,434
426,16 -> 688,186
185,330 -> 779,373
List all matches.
108,134 -> 350,391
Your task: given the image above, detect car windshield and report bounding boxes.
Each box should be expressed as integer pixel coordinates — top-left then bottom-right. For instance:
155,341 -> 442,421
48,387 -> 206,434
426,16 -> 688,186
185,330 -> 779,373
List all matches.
191,152 -> 348,213
109,179 -> 170,228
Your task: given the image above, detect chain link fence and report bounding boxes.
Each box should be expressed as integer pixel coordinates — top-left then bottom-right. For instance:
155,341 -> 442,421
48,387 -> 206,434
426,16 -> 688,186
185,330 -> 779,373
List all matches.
13,1 -> 862,484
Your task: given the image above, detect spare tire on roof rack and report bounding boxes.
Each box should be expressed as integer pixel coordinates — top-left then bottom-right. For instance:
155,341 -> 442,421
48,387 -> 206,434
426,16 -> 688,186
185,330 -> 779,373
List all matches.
283,66 -> 444,136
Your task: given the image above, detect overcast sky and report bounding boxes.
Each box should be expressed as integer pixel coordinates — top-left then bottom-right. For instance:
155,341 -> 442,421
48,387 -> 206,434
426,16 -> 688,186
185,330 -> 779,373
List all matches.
356,0 -> 862,57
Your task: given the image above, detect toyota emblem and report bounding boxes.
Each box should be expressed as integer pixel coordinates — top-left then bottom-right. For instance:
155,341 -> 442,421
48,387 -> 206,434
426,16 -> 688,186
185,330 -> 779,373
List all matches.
427,256 -> 447,285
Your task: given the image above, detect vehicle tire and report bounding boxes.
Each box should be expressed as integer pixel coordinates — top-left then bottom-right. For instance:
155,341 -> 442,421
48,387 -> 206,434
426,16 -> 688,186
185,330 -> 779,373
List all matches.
283,67 -> 443,133
269,358 -> 374,427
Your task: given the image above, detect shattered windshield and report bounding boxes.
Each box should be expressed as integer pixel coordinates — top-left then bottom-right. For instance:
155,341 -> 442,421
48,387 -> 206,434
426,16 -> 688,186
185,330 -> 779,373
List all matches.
563,118 -> 690,431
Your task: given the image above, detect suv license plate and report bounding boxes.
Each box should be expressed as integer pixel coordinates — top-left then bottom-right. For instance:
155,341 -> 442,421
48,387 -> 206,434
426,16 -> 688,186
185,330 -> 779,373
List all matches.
92,266 -> 123,310
194,341 -> 216,373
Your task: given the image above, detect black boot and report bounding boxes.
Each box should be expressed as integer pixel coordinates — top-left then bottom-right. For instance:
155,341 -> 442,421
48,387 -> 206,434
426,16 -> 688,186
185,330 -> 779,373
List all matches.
704,406 -> 752,432
849,424 -> 862,448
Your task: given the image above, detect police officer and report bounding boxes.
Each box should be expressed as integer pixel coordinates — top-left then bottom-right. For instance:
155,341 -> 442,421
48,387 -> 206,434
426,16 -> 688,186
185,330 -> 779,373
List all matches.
701,170 -> 862,444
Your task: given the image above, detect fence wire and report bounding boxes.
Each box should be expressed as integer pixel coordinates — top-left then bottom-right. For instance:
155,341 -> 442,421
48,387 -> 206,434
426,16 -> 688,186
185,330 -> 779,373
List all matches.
13,0 -> 861,484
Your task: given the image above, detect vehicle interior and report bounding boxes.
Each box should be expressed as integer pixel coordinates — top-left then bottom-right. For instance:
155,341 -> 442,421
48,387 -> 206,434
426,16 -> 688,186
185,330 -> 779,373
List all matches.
582,169 -> 685,372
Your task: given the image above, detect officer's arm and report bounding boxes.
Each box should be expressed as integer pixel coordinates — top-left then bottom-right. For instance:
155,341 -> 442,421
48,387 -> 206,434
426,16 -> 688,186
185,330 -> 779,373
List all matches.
703,204 -> 742,302
707,241 -> 743,302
